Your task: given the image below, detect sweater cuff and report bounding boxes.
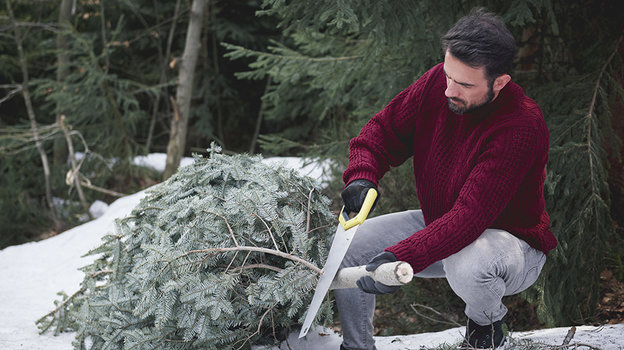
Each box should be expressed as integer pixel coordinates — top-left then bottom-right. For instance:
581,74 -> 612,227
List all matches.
385,241 -> 427,273
343,170 -> 378,187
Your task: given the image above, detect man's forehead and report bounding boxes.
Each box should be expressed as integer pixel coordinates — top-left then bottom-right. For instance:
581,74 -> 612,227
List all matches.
443,51 -> 488,85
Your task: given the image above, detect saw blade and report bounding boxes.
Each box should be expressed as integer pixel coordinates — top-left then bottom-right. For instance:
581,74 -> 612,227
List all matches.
299,213 -> 357,338
298,188 -> 377,338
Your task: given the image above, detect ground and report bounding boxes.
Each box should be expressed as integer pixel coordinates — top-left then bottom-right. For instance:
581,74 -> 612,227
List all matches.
597,268 -> 624,324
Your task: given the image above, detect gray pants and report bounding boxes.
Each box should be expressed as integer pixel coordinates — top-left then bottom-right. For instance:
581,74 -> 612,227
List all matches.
335,210 -> 546,350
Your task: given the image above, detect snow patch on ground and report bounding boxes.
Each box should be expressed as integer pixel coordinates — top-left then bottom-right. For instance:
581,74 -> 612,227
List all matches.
267,324 -> 624,349
133,153 -> 195,173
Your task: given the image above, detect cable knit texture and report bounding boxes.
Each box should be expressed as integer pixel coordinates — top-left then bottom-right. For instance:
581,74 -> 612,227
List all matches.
343,63 -> 558,273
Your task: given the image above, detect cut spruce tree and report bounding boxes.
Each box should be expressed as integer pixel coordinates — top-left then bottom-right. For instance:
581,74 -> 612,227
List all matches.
37,146 -> 335,349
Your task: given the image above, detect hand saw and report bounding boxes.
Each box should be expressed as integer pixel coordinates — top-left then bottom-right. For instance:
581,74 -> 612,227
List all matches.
298,188 -> 378,338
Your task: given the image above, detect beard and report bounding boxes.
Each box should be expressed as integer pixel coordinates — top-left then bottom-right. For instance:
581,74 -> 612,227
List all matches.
447,85 -> 495,115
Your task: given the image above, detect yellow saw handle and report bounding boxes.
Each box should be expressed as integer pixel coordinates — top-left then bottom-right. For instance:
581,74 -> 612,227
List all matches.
339,188 -> 378,230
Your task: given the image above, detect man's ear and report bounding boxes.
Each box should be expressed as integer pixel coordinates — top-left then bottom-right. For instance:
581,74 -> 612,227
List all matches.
493,74 -> 511,93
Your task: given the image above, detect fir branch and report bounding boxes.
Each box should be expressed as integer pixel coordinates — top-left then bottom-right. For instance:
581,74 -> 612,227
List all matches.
584,34 -> 622,190
0,83 -> 21,105
223,42 -> 361,62
90,270 -> 113,278
36,287 -> 86,333
586,34 -> 622,121
0,123 -> 61,155
182,246 -> 322,275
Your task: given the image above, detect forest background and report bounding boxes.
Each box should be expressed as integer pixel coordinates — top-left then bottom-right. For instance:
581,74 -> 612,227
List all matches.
1,0 -> 623,337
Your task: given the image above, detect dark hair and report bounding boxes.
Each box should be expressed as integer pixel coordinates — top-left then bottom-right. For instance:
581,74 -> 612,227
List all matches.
442,8 -> 517,80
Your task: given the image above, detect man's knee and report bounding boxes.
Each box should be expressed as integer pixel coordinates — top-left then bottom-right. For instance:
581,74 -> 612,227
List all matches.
443,229 -> 540,298
341,211 -> 424,268
444,250 -> 500,291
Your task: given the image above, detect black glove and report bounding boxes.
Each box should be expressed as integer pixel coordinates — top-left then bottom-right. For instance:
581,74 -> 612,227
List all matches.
341,179 -> 379,214
356,251 -> 400,295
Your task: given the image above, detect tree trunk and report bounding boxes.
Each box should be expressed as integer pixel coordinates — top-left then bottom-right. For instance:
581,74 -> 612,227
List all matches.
163,0 -> 206,180
53,0 -> 74,167
6,0 -> 57,220
146,0 -> 182,153
249,76 -> 271,154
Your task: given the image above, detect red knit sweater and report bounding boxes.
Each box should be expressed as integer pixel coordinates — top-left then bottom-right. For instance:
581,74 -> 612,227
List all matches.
343,63 -> 558,273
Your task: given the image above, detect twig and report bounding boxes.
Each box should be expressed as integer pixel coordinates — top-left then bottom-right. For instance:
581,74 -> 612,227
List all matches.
59,115 -> 91,216
549,343 -> 603,350
77,175 -> 127,197
410,303 -> 462,327
254,213 -> 280,251
306,187 -> 314,236
224,250 -> 239,273
214,212 -> 238,247
0,85 -> 21,105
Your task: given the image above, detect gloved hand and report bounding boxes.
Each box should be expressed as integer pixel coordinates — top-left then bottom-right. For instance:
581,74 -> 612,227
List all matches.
356,251 -> 400,295
341,179 -> 379,214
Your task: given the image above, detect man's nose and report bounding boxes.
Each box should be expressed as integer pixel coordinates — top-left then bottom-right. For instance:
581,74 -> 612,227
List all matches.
445,80 -> 459,98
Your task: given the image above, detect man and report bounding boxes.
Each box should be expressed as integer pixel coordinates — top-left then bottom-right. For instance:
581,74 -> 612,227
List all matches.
336,9 -> 558,350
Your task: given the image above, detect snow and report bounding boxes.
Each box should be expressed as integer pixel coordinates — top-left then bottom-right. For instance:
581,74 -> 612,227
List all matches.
0,155 -> 622,350
88,200 -> 109,219
133,153 -> 195,173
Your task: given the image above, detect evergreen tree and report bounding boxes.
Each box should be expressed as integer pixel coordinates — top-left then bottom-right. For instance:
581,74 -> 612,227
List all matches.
38,147 -> 335,349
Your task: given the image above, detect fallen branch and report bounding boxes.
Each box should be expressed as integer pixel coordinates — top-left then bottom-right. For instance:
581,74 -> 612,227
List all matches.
77,176 -> 127,198
36,287 -> 85,334
549,343 -> 603,350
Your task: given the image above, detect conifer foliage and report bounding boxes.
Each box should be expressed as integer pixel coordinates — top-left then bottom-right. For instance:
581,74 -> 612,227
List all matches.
37,146 -> 335,349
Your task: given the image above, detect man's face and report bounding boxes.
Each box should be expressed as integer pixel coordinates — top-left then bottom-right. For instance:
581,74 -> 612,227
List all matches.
443,51 -> 494,114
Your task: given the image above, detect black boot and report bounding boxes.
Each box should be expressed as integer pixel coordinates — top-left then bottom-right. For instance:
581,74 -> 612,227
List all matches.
340,345 -> 377,350
460,318 -> 506,349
